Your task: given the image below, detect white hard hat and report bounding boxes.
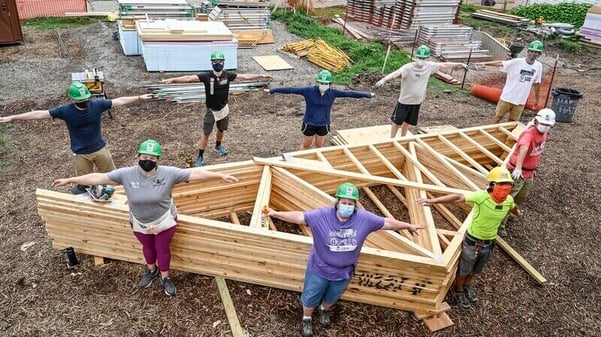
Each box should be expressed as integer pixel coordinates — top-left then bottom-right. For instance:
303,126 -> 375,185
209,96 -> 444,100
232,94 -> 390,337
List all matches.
535,108 -> 556,126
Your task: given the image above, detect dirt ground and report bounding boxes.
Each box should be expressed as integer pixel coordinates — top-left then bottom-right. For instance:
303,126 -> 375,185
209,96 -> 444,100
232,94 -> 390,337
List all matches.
1,16 -> 600,337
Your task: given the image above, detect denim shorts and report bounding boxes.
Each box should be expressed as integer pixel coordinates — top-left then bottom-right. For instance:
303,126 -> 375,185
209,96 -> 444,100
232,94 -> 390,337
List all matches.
300,269 -> 351,308
458,235 -> 495,277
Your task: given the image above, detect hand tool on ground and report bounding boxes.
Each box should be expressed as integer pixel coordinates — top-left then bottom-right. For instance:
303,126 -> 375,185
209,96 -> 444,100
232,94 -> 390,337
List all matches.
86,185 -> 115,202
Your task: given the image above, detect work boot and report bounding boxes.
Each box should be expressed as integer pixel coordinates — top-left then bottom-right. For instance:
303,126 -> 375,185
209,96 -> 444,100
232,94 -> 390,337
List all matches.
160,277 -> 177,296
454,292 -> 472,310
464,285 -> 478,303
194,157 -> 204,167
318,307 -> 330,327
139,267 -> 159,288
214,145 -> 228,156
497,225 -> 508,237
301,318 -> 313,337
70,184 -> 88,195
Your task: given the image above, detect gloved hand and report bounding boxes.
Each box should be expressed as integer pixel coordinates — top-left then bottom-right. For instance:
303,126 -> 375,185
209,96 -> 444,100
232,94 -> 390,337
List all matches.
460,63 -> 468,70
375,79 -> 386,88
511,167 -> 523,180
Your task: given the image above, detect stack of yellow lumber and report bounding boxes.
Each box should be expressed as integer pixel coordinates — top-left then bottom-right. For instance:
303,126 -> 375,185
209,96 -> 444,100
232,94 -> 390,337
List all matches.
282,39 -> 351,72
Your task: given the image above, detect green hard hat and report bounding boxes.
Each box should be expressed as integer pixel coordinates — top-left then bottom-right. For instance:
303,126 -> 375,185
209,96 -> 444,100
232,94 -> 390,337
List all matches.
210,51 -> 225,61
68,82 -> 91,101
415,45 -> 431,58
138,139 -> 162,157
316,70 -> 332,83
528,40 -> 544,52
335,182 -> 360,201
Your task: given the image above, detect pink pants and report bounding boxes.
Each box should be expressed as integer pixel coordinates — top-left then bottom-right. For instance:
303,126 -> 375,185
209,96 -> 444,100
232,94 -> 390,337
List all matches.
133,225 -> 177,272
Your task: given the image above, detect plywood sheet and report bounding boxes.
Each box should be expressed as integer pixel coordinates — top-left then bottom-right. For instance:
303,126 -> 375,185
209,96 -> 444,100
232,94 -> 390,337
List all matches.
137,19 -> 233,41
334,125 -> 411,146
252,55 -> 294,71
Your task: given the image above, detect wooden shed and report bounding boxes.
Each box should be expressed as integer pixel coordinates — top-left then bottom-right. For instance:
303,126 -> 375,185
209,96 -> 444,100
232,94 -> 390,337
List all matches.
0,0 -> 23,45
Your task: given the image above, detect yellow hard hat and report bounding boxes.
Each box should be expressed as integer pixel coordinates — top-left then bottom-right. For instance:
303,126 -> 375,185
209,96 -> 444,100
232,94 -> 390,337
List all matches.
488,167 -> 513,183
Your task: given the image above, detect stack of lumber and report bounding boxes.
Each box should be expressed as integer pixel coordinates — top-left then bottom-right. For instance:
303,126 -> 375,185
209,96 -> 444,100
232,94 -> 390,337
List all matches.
208,6 -> 274,45
118,0 -> 194,19
136,20 -> 234,41
471,9 -> 530,27
578,6 -> 601,47
38,121 -> 549,331
282,39 -> 351,72
418,25 -> 492,62
347,0 -> 460,30
332,15 -> 373,41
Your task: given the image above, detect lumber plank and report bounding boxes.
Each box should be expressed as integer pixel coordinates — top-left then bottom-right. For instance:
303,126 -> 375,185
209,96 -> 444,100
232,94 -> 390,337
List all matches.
215,277 -> 247,337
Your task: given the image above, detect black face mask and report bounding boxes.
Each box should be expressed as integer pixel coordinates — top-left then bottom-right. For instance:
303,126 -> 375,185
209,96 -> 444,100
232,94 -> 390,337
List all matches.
212,63 -> 224,72
75,101 -> 88,110
138,159 -> 157,172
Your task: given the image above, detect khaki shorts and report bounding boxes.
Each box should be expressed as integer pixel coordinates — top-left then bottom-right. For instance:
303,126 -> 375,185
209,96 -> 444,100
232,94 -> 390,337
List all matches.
73,146 -> 116,175
495,100 -> 525,121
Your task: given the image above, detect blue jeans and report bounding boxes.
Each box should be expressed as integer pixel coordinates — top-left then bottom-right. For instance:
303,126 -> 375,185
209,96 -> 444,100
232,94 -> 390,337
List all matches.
300,269 -> 351,308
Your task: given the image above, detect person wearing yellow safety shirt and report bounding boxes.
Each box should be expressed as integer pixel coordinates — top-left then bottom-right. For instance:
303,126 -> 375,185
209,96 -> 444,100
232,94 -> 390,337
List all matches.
417,167 -> 522,310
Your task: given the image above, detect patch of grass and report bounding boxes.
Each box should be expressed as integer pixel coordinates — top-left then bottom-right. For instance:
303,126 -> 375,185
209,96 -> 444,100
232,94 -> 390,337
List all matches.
21,17 -> 98,30
558,38 -> 584,53
511,3 -> 592,29
272,10 -> 418,84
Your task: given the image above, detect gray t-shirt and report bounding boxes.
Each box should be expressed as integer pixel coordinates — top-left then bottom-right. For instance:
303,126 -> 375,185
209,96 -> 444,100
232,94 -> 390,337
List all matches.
107,165 -> 191,223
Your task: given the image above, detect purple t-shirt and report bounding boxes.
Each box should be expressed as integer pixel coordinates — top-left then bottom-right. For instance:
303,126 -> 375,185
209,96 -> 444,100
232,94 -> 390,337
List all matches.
303,207 -> 385,281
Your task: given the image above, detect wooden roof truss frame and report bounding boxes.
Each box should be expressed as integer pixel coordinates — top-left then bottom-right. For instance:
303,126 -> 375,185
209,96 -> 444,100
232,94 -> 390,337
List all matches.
37,122 -> 546,329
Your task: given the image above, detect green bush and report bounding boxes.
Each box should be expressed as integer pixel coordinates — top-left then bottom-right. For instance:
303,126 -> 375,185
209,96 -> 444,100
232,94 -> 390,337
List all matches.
510,3 -> 593,29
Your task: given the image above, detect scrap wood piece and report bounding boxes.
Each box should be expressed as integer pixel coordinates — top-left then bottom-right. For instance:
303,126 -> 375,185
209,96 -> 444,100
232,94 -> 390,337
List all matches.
252,55 -> 294,71
433,71 -> 460,85
233,29 -> 274,45
282,39 -> 351,72
414,302 -> 453,331
215,277 -> 249,337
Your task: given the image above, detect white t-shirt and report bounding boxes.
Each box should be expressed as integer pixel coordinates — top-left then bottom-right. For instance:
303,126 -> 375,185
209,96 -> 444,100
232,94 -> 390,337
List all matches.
500,58 -> 542,105
396,62 -> 442,105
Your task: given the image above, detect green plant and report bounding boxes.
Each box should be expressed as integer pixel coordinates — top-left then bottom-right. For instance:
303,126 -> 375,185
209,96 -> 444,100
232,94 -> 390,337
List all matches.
21,17 -> 98,30
559,38 -> 584,53
511,3 -> 593,29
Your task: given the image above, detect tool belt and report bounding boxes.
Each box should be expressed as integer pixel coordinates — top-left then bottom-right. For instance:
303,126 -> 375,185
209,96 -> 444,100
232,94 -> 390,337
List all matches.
465,233 -> 495,246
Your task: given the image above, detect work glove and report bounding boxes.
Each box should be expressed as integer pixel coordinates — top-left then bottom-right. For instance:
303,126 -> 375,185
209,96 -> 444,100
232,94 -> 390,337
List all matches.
375,79 -> 386,88
460,63 -> 468,70
511,167 -> 523,180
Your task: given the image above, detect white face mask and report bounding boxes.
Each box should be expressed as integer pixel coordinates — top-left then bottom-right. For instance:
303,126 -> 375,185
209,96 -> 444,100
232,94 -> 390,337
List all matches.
416,60 -> 426,68
318,84 -> 329,92
536,124 -> 551,133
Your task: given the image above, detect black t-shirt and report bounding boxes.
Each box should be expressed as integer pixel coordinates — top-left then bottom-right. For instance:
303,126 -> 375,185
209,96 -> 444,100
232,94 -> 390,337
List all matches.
197,71 -> 238,110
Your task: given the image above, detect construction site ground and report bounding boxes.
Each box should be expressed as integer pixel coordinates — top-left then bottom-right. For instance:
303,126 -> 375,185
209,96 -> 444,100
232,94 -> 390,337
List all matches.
1,15 -> 600,337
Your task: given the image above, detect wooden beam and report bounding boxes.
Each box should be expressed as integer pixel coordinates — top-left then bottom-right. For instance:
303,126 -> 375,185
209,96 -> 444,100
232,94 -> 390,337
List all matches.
215,277 -> 247,337
249,166 -> 272,229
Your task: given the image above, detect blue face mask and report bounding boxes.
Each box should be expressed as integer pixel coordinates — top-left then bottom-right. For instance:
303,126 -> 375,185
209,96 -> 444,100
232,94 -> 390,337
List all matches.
212,63 -> 224,72
337,204 -> 355,218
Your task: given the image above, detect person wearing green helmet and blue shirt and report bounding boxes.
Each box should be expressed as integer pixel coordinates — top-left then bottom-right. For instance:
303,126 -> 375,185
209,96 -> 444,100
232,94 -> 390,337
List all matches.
477,40 -> 544,124
375,45 -> 466,137
53,139 -> 239,296
266,70 -> 375,149
0,82 -> 153,194
162,51 -> 272,167
417,167 -> 522,310
266,182 -> 423,337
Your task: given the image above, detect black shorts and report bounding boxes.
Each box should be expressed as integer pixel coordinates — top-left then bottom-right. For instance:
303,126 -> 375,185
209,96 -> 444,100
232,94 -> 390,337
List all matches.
391,102 -> 421,126
203,108 -> 229,135
301,122 -> 330,136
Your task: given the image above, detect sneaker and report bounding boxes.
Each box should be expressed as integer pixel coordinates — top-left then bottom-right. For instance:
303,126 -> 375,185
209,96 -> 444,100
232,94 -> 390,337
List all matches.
214,145 -> 228,156
318,307 -> 330,327
301,318 -> 313,337
194,157 -> 204,167
454,292 -> 472,310
160,277 -> 177,296
139,268 -> 159,288
464,285 -> 478,303
70,184 -> 88,194
497,225 -> 508,237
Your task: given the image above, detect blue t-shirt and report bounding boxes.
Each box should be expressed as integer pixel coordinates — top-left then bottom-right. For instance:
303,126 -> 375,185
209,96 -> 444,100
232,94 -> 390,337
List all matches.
269,86 -> 372,126
303,207 -> 385,281
49,99 -> 112,154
